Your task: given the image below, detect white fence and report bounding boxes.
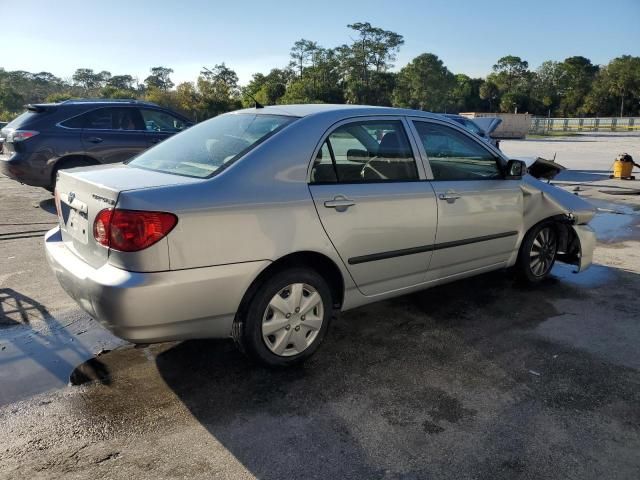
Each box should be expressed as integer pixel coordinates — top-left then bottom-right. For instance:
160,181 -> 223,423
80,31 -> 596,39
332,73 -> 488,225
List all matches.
529,117 -> 640,133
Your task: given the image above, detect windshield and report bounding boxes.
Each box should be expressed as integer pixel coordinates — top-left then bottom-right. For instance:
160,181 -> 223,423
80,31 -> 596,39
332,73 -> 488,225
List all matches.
128,113 -> 296,178
461,118 -> 484,136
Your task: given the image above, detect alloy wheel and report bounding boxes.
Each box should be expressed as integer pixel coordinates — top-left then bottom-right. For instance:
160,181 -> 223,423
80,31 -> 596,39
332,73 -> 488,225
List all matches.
529,227 -> 557,277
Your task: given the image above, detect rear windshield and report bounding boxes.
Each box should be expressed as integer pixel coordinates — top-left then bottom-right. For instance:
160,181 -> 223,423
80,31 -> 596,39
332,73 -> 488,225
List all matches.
128,113 -> 297,178
5,111 -> 42,129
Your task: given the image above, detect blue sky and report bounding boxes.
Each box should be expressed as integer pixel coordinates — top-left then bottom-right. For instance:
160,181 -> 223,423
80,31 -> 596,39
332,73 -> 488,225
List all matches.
4,0 -> 639,85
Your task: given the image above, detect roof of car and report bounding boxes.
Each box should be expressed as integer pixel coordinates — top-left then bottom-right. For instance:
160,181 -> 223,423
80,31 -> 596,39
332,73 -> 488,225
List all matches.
59,99 -> 159,107
233,103 -> 446,120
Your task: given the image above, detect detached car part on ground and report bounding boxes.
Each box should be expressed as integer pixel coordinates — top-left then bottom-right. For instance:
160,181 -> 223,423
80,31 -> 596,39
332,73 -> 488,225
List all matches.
45,105 -> 596,367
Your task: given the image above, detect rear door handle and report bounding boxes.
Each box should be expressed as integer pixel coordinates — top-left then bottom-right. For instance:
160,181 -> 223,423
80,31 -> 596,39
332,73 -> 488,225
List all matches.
324,196 -> 355,211
87,137 -> 103,144
438,191 -> 461,203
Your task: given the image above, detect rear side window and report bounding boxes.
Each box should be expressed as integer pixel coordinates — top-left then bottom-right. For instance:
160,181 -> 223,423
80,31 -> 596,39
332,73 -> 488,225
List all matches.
310,120 -> 418,183
61,107 -> 145,130
128,113 -> 296,178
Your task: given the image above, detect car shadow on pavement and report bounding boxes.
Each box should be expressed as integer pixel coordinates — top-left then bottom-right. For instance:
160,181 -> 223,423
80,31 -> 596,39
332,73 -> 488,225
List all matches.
38,198 -> 57,215
154,267 -> 640,479
0,288 -> 111,405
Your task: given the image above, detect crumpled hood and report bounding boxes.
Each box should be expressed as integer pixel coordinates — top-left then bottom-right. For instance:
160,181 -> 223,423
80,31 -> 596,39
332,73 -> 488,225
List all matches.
523,175 -> 596,225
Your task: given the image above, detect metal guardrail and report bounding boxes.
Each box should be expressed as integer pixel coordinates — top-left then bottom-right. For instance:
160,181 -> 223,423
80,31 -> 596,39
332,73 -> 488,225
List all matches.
529,117 -> 640,133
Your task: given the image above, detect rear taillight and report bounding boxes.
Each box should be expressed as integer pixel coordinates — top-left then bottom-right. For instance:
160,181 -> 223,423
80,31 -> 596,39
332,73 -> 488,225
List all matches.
7,130 -> 39,143
93,209 -> 177,252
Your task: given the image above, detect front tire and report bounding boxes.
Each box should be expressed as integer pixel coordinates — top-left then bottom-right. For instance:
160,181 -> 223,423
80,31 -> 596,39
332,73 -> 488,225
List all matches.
517,221 -> 558,283
237,268 -> 333,367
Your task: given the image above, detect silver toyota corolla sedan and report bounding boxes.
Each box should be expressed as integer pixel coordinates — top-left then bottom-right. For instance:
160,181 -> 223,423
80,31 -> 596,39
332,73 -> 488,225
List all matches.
46,104 -> 596,366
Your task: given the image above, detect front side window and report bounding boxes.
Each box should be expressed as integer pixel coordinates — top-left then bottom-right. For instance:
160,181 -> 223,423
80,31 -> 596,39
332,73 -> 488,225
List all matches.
62,107 -> 145,130
129,113 -> 296,178
141,109 -> 188,133
311,120 -> 418,183
413,121 -> 502,181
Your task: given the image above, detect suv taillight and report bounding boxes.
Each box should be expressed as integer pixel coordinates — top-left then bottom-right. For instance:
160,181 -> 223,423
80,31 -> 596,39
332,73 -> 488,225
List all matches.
7,130 -> 39,143
93,209 -> 178,252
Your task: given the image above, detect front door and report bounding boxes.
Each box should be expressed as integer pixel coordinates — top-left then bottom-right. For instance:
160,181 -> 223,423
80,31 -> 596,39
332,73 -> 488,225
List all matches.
309,118 -> 438,296
140,108 -> 190,147
410,119 -> 523,281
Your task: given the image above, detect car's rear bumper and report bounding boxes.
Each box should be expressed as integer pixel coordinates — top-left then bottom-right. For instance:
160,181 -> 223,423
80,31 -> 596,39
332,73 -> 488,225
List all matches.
0,151 -> 52,188
45,227 -> 270,343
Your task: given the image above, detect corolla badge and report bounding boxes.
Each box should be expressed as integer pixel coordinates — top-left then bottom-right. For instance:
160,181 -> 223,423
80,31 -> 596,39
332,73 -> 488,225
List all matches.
67,191 -> 76,204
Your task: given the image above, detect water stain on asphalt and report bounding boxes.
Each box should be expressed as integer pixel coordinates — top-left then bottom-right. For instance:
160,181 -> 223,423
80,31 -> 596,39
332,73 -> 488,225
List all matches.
587,198 -> 640,243
551,263 -> 615,288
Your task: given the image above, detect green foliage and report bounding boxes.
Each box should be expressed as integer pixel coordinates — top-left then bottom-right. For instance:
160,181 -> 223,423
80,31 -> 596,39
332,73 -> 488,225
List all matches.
0,24 -> 638,122
144,66 -> 174,91
393,53 -> 454,111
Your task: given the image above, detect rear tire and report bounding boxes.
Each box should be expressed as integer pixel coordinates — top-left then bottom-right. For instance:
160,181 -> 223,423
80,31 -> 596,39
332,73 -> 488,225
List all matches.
516,220 -> 558,283
237,268 -> 333,367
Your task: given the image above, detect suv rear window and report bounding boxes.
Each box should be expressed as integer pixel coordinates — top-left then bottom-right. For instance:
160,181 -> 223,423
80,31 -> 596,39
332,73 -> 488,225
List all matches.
5,111 -> 43,129
128,113 -> 296,178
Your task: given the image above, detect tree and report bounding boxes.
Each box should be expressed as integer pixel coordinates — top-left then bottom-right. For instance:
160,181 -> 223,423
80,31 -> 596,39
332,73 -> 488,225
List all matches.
558,56 -> 598,116
487,55 -> 532,112
144,66 -> 174,91
72,68 -> 102,90
289,39 -> 319,78
531,61 -> 564,114
175,82 -> 201,120
338,22 -> 404,104
197,63 -> 242,118
479,80 -> 499,112
0,84 -> 24,113
392,53 -> 454,111
107,74 -> 135,90
605,55 -> 640,117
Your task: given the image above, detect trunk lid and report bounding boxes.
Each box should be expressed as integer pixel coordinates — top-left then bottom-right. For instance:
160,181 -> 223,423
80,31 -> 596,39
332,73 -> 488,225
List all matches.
55,163 -> 202,268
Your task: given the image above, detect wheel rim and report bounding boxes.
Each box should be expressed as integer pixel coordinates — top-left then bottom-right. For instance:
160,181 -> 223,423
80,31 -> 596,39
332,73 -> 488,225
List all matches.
262,283 -> 324,357
529,227 -> 557,277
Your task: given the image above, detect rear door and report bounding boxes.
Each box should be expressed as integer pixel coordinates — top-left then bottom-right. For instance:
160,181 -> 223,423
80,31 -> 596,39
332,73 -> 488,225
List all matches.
309,117 -> 438,296
139,108 -> 190,147
410,119 -> 523,280
78,107 -> 148,163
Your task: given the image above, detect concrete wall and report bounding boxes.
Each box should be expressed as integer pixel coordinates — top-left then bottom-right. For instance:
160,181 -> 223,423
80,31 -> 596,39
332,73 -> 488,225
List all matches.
460,112 -> 531,139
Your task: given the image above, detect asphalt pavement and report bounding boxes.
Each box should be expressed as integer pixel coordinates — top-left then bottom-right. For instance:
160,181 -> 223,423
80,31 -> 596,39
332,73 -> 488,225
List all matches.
1,134 -> 640,479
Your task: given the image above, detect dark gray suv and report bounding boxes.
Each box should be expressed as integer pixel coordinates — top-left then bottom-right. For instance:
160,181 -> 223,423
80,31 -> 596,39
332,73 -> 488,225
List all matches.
0,99 -> 192,190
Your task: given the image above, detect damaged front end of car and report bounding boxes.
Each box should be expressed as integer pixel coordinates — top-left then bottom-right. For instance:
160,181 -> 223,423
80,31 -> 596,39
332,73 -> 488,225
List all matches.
521,173 -> 596,273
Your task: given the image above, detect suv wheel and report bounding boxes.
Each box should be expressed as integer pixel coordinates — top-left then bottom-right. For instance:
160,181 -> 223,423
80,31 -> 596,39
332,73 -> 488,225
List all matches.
238,268 -> 333,367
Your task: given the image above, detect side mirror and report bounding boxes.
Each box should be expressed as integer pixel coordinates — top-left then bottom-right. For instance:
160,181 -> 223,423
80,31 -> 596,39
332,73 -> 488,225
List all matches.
505,159 -> 526,180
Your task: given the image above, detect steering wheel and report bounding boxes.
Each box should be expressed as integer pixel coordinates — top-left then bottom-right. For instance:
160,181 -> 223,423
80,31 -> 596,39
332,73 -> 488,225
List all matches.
360,157 -> 388,181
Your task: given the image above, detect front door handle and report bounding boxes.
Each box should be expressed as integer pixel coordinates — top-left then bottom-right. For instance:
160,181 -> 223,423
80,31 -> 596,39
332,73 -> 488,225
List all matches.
324,196 -> 356,212
87,137 -> 103,144
438,191 -> 461,203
